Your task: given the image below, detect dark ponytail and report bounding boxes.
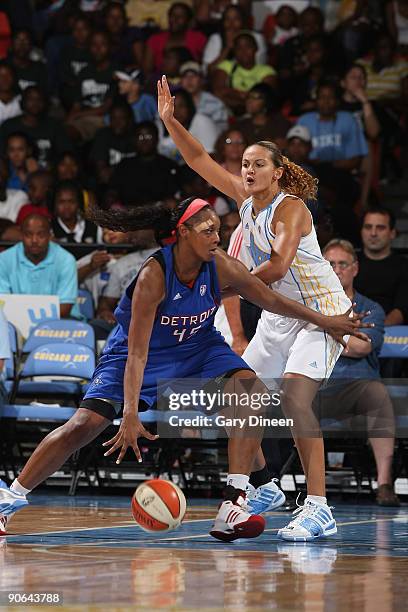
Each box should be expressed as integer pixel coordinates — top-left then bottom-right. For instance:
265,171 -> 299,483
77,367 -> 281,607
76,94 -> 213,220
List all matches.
87,198 -> 212,244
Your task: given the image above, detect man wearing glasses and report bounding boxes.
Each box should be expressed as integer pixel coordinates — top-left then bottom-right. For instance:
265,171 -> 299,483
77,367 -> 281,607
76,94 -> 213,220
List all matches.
319,238 -> 399,507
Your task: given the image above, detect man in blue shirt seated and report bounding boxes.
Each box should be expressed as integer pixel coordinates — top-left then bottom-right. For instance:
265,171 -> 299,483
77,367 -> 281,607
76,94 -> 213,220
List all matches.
0,214 -> 81,319
318,238 -> 399,506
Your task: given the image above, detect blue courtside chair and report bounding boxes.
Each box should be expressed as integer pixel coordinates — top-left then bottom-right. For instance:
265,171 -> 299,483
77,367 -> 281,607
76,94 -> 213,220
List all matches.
10,342 -> 95,406
23,319 -> 96,353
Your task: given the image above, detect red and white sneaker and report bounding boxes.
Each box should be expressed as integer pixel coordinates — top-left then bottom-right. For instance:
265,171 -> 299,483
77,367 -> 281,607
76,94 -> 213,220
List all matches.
0,514 -> 8,536
209,494 -> 266,542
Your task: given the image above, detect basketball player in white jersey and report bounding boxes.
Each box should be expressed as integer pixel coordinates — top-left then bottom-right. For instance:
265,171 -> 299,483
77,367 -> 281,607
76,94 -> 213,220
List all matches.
158,76 -> 363,541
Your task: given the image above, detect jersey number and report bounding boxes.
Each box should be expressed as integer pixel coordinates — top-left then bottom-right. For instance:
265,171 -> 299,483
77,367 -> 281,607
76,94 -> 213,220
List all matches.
173,326 -> 202,342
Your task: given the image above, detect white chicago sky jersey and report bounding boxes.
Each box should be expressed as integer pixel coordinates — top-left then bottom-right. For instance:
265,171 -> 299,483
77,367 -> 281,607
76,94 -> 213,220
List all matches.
239,191 -> 351,315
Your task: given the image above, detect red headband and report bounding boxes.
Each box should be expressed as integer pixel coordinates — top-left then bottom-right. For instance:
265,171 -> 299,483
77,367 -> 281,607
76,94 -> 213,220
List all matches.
163,198 -> 210,245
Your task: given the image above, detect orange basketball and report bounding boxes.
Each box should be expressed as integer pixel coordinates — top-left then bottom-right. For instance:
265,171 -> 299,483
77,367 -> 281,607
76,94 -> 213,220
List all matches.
131,479 -> 187,532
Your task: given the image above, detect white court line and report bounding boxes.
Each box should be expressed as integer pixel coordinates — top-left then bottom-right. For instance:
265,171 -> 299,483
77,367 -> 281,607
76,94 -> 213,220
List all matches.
8,517 -> 213,539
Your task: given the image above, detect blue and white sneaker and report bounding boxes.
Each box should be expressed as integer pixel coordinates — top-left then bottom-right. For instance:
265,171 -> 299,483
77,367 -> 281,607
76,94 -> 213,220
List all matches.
0,480 -> 28,534
277,498 -> 337,542
245,479 -> 286,515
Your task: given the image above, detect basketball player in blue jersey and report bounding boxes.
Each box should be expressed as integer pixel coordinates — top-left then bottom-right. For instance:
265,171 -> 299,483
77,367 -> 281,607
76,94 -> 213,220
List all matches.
0,198 -> 369,542
156,75 -> 371,541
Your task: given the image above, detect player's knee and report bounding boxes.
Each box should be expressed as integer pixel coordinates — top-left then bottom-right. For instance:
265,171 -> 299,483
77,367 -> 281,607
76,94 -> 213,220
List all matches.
60,410 -> 105,448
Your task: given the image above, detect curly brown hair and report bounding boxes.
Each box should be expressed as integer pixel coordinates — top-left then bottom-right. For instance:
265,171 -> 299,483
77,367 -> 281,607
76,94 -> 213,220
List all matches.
255,141 -> 318,201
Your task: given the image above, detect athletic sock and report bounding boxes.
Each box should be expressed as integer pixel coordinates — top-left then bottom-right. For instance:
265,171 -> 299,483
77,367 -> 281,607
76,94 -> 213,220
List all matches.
10,480 -> 31,497
306,495 -> 327,506
249,464 -> 272,489
226,473 -> 249,491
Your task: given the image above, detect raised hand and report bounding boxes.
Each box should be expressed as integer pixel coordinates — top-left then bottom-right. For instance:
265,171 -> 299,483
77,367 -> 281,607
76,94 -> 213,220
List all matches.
157,75 -> 174,123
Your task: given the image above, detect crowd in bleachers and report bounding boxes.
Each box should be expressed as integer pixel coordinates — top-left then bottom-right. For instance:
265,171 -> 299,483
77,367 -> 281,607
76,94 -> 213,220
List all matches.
0,1 -> 407,499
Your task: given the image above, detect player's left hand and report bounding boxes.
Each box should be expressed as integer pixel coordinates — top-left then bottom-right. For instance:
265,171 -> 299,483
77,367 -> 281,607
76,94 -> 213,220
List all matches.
102,413 -> 159,464
323,304 -> 374,348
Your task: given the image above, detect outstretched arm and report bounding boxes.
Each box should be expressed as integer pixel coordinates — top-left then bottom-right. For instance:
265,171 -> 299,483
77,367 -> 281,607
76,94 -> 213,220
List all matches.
215,249 -> 371,347
158,75 -> 246,206
103,259 -> 164,463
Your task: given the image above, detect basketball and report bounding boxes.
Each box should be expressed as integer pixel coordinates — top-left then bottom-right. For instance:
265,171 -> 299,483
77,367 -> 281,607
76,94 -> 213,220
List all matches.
131,479 -> 187,532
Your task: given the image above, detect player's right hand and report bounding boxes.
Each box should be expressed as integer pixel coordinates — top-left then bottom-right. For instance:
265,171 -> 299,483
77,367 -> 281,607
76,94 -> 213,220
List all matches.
102,413 -> 159,464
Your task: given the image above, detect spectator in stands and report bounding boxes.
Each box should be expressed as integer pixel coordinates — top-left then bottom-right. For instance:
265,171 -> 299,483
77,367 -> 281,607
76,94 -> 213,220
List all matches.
357,33 -> 408,103
77,227 -> 131,306
0,86 -> 73,168
103,1 -> 143,68
0,156 -> 28,222
321,238 -> 399,507
16,169 -> 52,225
386,0 -> 408,53
202,3 -> 266,74
179,165 -> 230,216
110,121 -> 180,206
0,62 -> 21,126
297,82 -> 368,241
89,100 -> 136,185
236,83 -> 291,149
51,181 -> 102,248
277,7 -> 326,87
93,229 -> 158,337
340,63 -> 381,208
158,88 -> 219,162
289,35 -> 335,116
143,2 -> 207,74
214,127 -> 247,176
340,63 -> 381,140
0,214 -> 80,319
355,207 -> 408,326
285,124 -> 321,223
116,70 -> 157,124
219,210 -> 240,249
145,45 -> 194,95
211,32 -> 276,115
195,0 -> 253,35
66,30 -> 117,143
4,132 -> 38,192
54,151 -> 96,214
262,4 -> 298,48
6,29 -> 48,93
58,13 -> 92,111
179,61 -> 229,132
0,305 -> 11,406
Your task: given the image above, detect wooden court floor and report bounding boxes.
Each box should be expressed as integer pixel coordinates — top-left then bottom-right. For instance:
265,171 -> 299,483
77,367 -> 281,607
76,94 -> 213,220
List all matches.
1,493 -> 408,611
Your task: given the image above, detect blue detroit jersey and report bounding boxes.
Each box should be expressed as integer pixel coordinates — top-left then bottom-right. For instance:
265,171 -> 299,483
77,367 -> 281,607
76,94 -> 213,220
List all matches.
84,245 -> 248,406
108,244 -> 222,353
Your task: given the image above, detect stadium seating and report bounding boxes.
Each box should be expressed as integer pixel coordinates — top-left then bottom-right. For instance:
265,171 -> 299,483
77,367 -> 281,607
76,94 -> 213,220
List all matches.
22,319 -> 96,353
9,342 -> 95,406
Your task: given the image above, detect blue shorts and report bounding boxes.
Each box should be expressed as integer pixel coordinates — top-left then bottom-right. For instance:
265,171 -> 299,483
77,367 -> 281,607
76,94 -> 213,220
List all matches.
83,335 -> 251,419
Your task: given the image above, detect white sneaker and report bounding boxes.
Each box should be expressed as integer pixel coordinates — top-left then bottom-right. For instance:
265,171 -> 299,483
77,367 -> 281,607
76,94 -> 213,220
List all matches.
0,480 -> 28,522
210,494 -> 266,542
278,499 -> 337,542
245,479 -> 286,515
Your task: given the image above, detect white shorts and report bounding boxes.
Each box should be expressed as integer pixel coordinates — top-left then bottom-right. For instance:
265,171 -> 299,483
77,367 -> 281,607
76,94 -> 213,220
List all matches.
242,311 -> 345,386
